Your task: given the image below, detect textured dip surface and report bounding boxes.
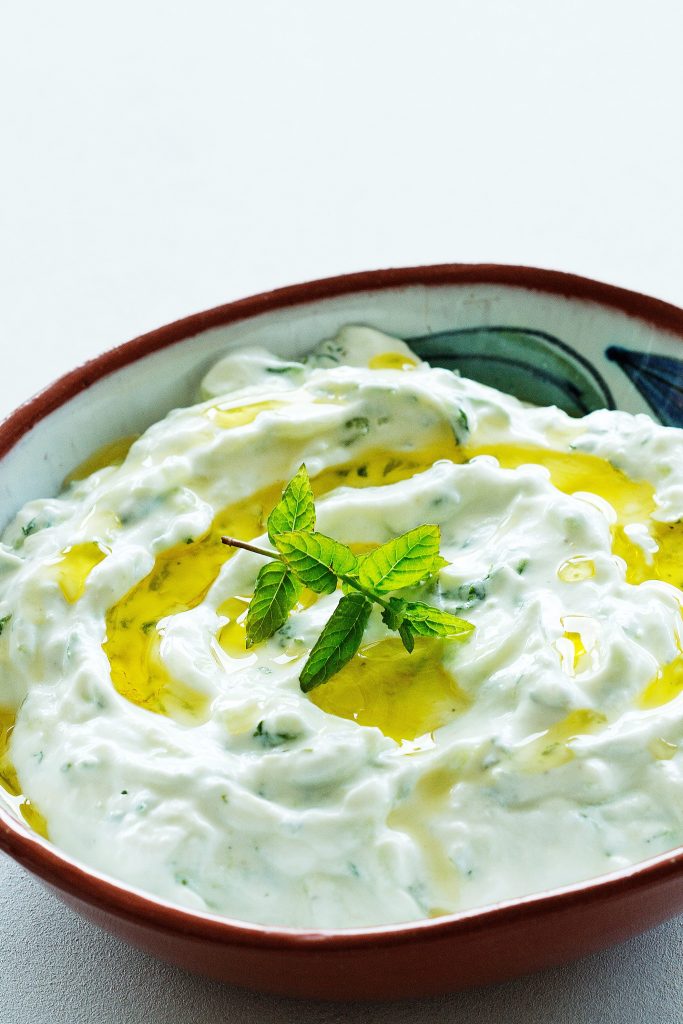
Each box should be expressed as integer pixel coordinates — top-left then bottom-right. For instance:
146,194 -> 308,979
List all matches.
1,326 -> 683,929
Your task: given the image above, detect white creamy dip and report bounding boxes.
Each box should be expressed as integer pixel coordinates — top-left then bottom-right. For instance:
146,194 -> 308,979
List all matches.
1,326 -> 683,929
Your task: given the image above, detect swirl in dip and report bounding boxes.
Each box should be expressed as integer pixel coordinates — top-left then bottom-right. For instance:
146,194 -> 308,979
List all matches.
0,326 -> 682,929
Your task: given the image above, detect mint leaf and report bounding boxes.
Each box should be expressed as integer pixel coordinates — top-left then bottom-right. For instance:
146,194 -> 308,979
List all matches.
382,597 -> 472,651
299,593 -> 373,691
245,561 -> 302,646
0,613 -> 11,636
380,597 -> 405,631
267,465 -> 315,543
401,602 -> 474,640
275,531 -> 358,594
398,619 -> 415,653
357,524 -> 445,593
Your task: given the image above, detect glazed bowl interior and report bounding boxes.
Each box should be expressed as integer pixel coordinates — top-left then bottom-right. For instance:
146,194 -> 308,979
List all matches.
2,265 -> 683,998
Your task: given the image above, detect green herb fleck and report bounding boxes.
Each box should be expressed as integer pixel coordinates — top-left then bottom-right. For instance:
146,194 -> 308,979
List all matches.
265,362 -> 303,375
453,579 -> 488,606
343,416 -> 370,446
253,720 -> 300,746
452,408 -> 469,441
383,458 -> 402,477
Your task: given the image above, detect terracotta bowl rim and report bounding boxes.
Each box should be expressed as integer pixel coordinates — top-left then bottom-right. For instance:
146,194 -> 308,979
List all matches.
2,262 -> 683,952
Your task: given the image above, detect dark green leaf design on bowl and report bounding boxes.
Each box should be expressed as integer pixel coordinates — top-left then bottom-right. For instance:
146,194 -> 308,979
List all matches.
407,327 -> 615,417
606,346 -> 683,427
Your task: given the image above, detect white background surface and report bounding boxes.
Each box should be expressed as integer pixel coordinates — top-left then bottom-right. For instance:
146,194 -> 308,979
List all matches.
1,2 -> 683,1020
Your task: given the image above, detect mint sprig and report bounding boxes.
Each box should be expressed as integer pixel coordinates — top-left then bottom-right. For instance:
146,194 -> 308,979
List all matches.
222,465 -> 474,689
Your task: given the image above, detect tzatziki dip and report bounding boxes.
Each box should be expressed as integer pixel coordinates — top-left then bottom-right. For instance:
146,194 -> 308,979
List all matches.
1,326 -> 682,929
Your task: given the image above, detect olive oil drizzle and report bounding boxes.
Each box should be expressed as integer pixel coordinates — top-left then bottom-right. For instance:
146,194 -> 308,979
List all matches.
388,443 -> 683,911
103,440 -> 460,726
309,638 -> 469,742
463,444 -> 683,712
63,434 -> 138,486
388,763 -> 463,913
0,709 -> 48,838
368,351 -> 418,371
205,400 -> 286,429
50,542 -> 109,603
515,709 -> 607,772
639,652 -> 683,710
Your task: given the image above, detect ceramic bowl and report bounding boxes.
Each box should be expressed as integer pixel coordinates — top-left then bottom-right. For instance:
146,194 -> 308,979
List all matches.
1,265 -> 683,1000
